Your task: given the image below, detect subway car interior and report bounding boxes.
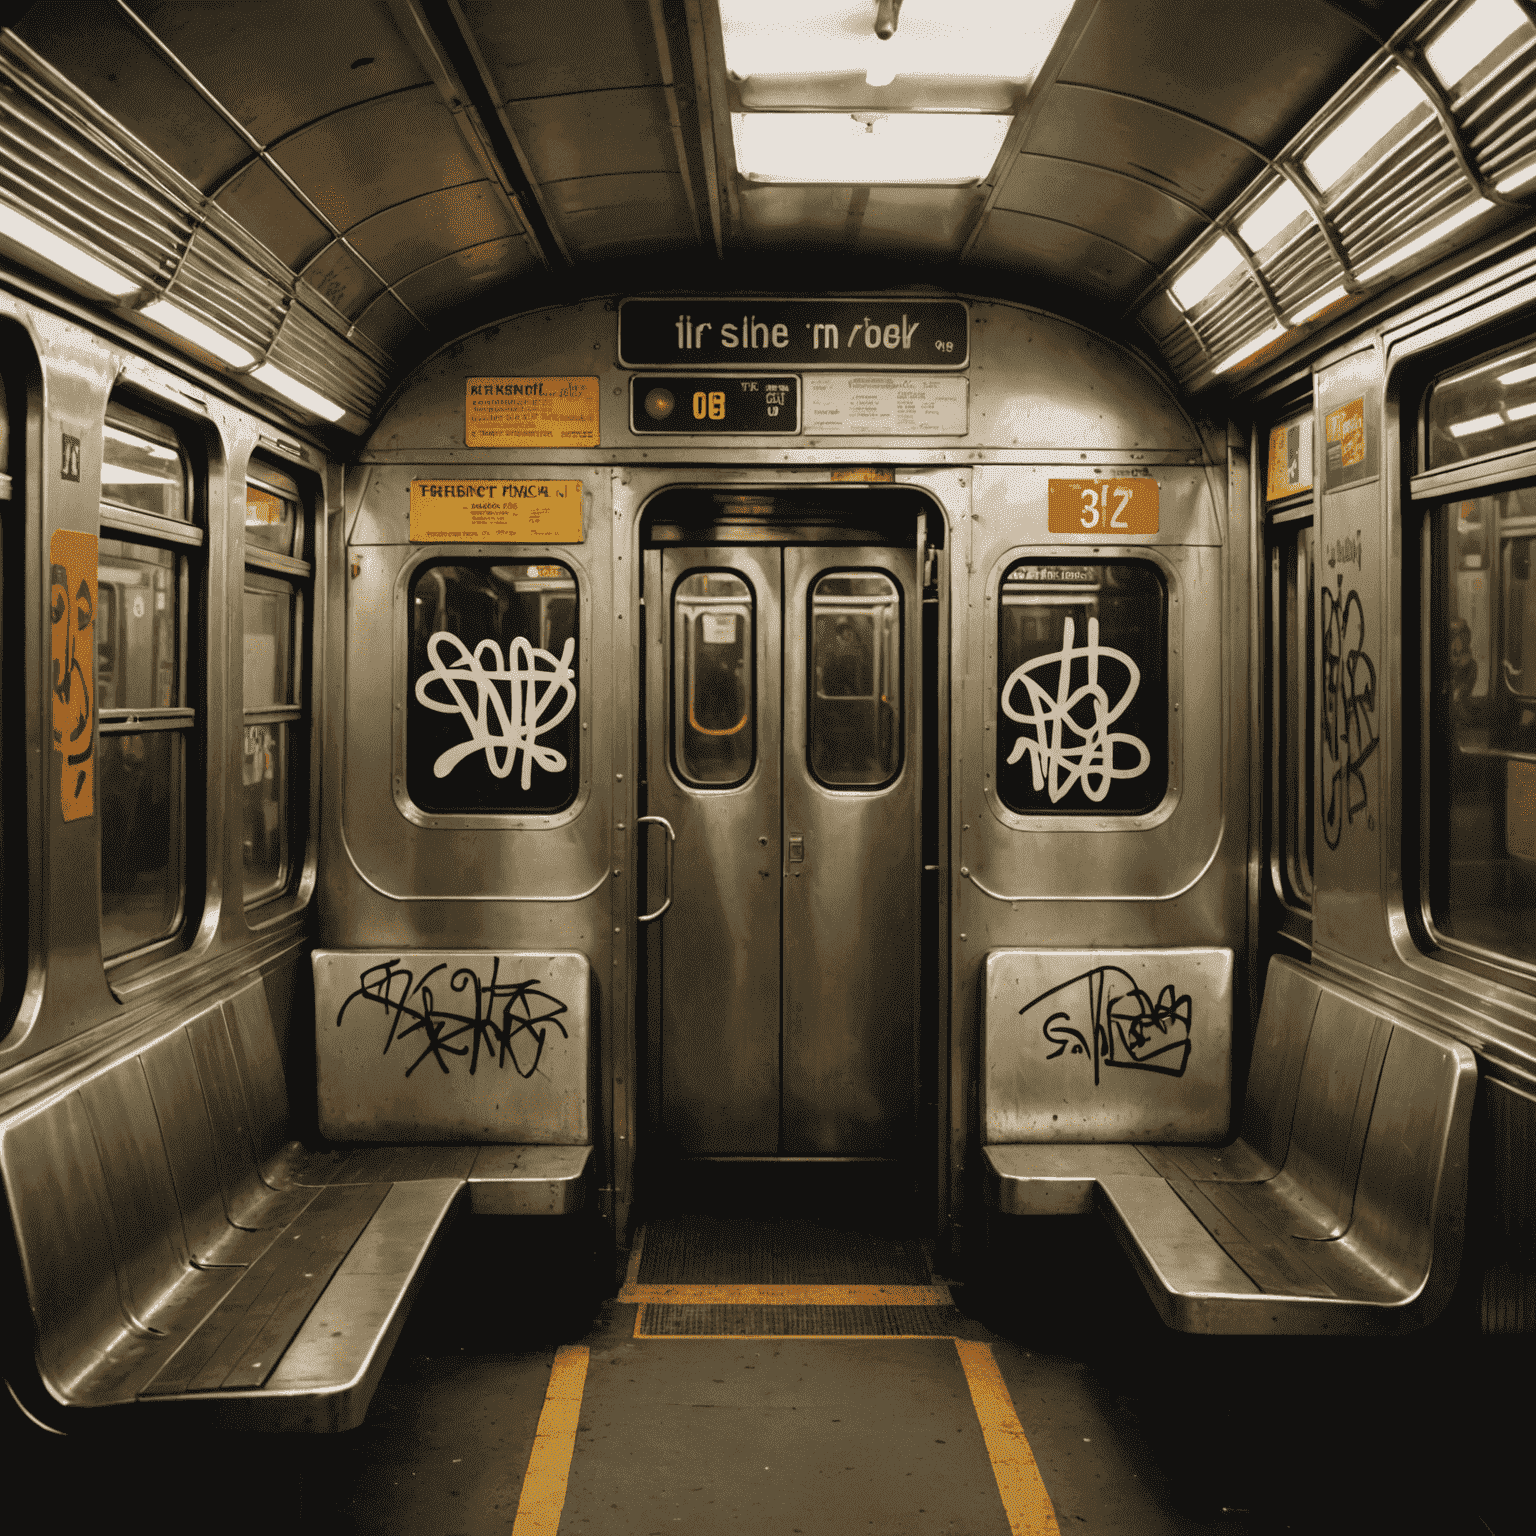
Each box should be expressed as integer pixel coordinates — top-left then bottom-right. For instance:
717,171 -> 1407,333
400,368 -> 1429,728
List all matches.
5,0 -> 1536,1530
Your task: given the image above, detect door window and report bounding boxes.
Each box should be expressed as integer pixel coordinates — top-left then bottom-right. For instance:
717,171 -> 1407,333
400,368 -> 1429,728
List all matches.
807,571 -> 902,788
674,570 -> 755,787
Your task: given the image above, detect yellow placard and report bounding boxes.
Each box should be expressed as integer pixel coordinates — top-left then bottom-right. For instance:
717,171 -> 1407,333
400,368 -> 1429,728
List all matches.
1509,761 -> 1536,863
1325,396 -> 1366,469
50,529 -> 96,821
410,480 -> 584,543
1047,477 -> 1159,535
465,377 -> 599,448
830,467 -> 894,483
1266,416 -> 1314,500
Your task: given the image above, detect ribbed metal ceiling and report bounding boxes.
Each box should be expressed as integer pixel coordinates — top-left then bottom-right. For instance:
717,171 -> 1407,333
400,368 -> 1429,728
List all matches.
2,0 -> 1524,430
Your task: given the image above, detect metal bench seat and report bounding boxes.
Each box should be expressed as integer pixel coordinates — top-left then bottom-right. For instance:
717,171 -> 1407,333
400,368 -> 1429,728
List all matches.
1,973 -> 592,1430
984,958 -> 1478,1335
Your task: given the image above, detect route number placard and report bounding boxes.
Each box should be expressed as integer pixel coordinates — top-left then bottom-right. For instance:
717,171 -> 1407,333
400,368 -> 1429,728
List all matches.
1047,477 -> 1159,535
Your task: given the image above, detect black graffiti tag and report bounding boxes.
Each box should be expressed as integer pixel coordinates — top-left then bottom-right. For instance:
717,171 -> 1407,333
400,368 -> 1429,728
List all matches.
1025,965 -> 1193,1087
337,957 -> 568,1080
1320,574 -> 1377,850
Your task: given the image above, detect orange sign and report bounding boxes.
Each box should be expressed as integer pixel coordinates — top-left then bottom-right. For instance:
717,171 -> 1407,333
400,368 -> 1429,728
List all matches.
1047,477 -> 1159,535
830,467 -> 894,483
50,529 -> 96,821
1266,417 -> 1313,500
465,377 -> 600,448
1509,761 -> 1536,863
409,479 -> 584,543
1325,396 -> 1366,470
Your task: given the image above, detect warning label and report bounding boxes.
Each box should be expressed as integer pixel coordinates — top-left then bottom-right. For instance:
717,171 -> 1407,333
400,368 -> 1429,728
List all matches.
409,480 -> 584,543
465,377 -> 600,448
1325,397 -> 1366,474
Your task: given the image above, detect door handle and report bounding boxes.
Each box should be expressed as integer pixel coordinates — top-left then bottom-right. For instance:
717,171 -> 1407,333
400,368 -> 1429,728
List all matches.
637,815 -> 676,924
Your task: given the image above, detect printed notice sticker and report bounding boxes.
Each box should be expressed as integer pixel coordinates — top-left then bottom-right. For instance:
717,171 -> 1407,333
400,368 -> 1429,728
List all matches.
1047,478 -> 1159,535
465,377 -> 599,448
1267,417 -> 1314,500
50,529 -> 96,821
1325,397 -> 1366,474
804,375 -> 967,435
410,480 -> 584,543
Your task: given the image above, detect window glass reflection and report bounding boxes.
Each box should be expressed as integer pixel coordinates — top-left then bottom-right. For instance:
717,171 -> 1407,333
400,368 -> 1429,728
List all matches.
243,577 -> 295,709
242,721 -> 290,904
675,571 -> 754,787
101,415 -> 187,520
808,572 -> 901,788
100,729 -> 182,957
246,480 -> 298,557
1427,338 -> 1536,468
97,540 -> 179,711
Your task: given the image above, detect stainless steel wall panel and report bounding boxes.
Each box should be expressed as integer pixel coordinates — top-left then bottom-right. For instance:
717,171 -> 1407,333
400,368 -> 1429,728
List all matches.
466,0 -> 663,99
312,948 -> 591,1143
503,88 -> 677,184
983,947 -> 1233,1143
345,183 -> 527,285
543,174 -> 696,259
968,211 -> 1156,303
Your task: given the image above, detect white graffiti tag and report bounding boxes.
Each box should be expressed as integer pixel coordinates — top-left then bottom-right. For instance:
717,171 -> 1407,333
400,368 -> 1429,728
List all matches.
415,631 -> 577,789
1001,616 -> 1150,803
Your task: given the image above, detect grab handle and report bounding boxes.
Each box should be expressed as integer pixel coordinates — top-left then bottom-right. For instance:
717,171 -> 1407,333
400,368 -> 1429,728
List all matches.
637,815 -> 675,924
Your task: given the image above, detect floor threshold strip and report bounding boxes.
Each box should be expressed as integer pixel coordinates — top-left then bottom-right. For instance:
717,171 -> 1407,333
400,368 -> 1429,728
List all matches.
618,1281 -> 953,1306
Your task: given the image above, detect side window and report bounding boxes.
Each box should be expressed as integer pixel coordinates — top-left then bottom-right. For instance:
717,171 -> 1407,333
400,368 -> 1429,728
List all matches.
407,560 -> 579,815
1266,408 -> 1317,911
674,569 -> 755,788
97,402 -> 197,962
996,559 -> 1168,815
242,460 -> 311,909
1418,338 -> 1536,971
807,571 -> 902,789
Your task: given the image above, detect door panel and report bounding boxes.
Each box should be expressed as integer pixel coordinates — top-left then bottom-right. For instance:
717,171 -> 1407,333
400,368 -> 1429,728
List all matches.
782,546 -> 920,1155
650,547 -> 781,1154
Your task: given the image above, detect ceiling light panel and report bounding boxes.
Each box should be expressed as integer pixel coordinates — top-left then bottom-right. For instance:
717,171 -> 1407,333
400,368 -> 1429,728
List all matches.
251,363 -> 345,423
1353,198 -> 1493,283
0,201 -> 137,298
1237,181 -> 1310,254
1169,236 -> 1244,311
1214,323 -> 1290,375
1424,0 -> 1529,89
732,112 -> 1013,184
718,0 -> 1074,88
1303,69 -> 1430,192
140,299 -> 255,368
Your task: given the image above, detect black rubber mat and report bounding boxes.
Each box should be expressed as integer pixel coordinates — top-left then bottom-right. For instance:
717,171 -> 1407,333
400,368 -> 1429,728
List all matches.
637,1303 -> 960,1337
637,1216 -> 931,1285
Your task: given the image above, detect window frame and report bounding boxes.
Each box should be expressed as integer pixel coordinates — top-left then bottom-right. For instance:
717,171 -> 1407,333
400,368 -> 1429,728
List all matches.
392,546 -> 592,830
989,552 -> 1171,821
1263,403 -> 1319,925
97,398 -> 202,972
240,456 -> 312,914
671,565 -> 758,792
1408,326 -> 1536,989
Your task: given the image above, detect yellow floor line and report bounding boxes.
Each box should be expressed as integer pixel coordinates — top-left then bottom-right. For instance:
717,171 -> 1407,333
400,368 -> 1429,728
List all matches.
955,1339 -> 1061,1536
619,1282 -> 952,1306
510,1343 -> 589,1536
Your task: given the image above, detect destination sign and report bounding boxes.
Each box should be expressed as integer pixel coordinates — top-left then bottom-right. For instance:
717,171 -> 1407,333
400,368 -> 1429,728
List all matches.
618,298 -> 968,369
631,375 -> 799,434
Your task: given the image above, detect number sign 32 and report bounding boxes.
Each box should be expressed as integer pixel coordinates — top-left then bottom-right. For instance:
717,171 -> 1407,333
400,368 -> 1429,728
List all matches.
1047,477 -> 1159,535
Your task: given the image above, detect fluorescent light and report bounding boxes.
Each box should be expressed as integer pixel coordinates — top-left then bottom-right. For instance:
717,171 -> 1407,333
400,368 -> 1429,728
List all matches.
1498,362 -> 1536,385
719,0 -> 1074,87
1291,285 -> 1350,324
1303,70 -> 1429,191
102,465 -> 176,485
1496,162 -> 1536,193
1213,323 -> 1290,375
731,112 -> 1012,184
1506,402 -> 1536,422
866,38 -> 900,88
251,363 -> 345,422
1238,182 -> 1309,253
0,202 -> 137,298
1449,413 -> 1504,437
140,298 -> 255,367
1354,198 -> 1494,282
1169,236 -> 1244,310
1425,0 -> 1527,89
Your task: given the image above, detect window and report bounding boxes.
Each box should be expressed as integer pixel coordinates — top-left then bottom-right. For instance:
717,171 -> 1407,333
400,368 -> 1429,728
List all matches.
1266,408 -> 1317,909
808,571 -> 902,788
674,570 -> 755,788
996,560 -> 1168,815
407,560 -> 579,815
242,461 -> 310,907
97,403 -> 197,961
1419,336 -> 1536,972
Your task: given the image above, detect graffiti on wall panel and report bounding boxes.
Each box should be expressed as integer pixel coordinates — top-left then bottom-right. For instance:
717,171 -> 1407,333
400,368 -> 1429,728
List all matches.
1320,564 -> 1378,849
336,956 -> 569,1080
1024,965 -> 1193,1087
